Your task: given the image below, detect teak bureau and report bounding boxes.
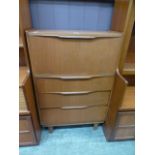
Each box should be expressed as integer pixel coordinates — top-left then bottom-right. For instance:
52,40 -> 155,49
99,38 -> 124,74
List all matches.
20,0 -> 135,143
26,30 -> 124,129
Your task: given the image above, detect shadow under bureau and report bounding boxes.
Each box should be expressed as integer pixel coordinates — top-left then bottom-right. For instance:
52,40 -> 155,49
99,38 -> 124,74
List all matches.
26,30 -> 125,130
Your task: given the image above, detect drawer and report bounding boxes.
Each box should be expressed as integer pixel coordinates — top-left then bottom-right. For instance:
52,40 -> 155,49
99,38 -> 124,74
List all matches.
36,77 -> 114,93
116,111 -> 135,127
38,91 -> 110,109
19,116 -> 36,146
19,118 -> 30,131
27,33 -> 122,75
19,116 -> 33,132
114,127 -> 135,140
40,105 -> 108,126
19,132 -> 35,146
19,88 -> 28,112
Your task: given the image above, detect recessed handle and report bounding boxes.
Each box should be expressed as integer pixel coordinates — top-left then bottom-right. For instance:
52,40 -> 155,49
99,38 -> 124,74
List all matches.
34,73 -> 114,80
40,103 -> 105,110
26,30 -> 122,39
56,35 -> 96,39
40,90 -> 108,95
61,105 -> 88,110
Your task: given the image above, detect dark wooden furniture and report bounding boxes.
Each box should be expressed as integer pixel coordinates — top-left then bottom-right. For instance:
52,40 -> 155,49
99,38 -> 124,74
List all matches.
19,67 -> 40,146
19,0 -> 32,67
104,0 -> 135,141
104,76 -> 135,140
19,0 -> 40,146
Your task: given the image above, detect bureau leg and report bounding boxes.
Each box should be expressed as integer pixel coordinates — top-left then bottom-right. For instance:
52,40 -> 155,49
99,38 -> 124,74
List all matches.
48,127 -> 54,133
93,123 -> 99,130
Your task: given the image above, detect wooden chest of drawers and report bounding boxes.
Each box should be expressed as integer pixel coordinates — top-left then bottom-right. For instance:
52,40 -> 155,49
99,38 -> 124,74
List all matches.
19,67 -> 40,146
26,30 -> 123,128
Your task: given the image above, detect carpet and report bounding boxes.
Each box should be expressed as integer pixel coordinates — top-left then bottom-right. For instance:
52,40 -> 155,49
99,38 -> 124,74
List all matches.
19,125 -> 135,155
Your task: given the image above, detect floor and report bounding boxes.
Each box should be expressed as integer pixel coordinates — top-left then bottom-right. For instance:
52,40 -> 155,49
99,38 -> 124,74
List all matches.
19,125 -> 135,155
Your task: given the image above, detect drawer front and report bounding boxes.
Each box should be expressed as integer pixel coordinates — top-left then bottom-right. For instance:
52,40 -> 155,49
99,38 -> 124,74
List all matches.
19,116 -> 36,146
38,91 -> 110,109
19,118 -> 30,131
40,105 -> 108,126
19,116 -> 33,132
28,35 -> 122,75
19,88 -> 28,112
19,132 -> 35,146
36,77 -> 114,93
114,127 -> 135,140
116,111 -> 135,127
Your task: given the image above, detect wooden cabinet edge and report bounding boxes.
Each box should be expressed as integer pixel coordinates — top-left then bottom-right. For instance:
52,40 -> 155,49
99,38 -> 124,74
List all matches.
19,0 -> 32,67
119,0 -> 135,72
24,76 -> 41,143
19,68 -> 29,87
103,69 -> 128,141
19,36 -> 24,48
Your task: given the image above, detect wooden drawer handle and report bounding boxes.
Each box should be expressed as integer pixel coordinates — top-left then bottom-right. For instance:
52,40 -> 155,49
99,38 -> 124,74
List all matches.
27,30 -> 122,38
41,103 -> 105,110
34,73 -> 114,80
56,35 -> 97,39
117,125 -> 135,128
61,105 -> 88,110
19,130 -> 30,134
40,90 -> 109,95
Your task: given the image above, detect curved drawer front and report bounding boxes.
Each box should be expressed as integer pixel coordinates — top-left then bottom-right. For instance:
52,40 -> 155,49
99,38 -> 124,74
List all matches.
27,33 -> 122,75
40,105 -> 108,126
36,77 -> 114,93
38,91 -> 110,109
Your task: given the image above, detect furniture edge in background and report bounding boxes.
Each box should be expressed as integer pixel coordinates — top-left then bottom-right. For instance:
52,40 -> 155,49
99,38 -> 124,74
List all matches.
19,67 -> 40,146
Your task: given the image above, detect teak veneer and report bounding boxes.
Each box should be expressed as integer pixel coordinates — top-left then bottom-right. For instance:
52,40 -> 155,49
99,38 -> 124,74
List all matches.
26,30 -> 123,127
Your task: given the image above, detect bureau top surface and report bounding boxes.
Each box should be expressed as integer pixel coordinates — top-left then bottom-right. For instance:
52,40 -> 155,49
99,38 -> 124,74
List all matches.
26,30 -> 122,38
19,67 -> 29,87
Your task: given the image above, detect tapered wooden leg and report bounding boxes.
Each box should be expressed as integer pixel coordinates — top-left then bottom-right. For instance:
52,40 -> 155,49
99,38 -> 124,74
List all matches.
93,123 -> 99,130
48,127 -> 54,133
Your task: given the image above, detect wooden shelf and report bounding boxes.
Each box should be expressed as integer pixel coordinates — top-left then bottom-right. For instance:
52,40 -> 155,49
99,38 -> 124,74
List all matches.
123,63 -> 135,75
19,67 -> 30,115
19,111 -> 30,115
19,36 -> 23,48
123,34 -> 135,75
119,86 -> 135,111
